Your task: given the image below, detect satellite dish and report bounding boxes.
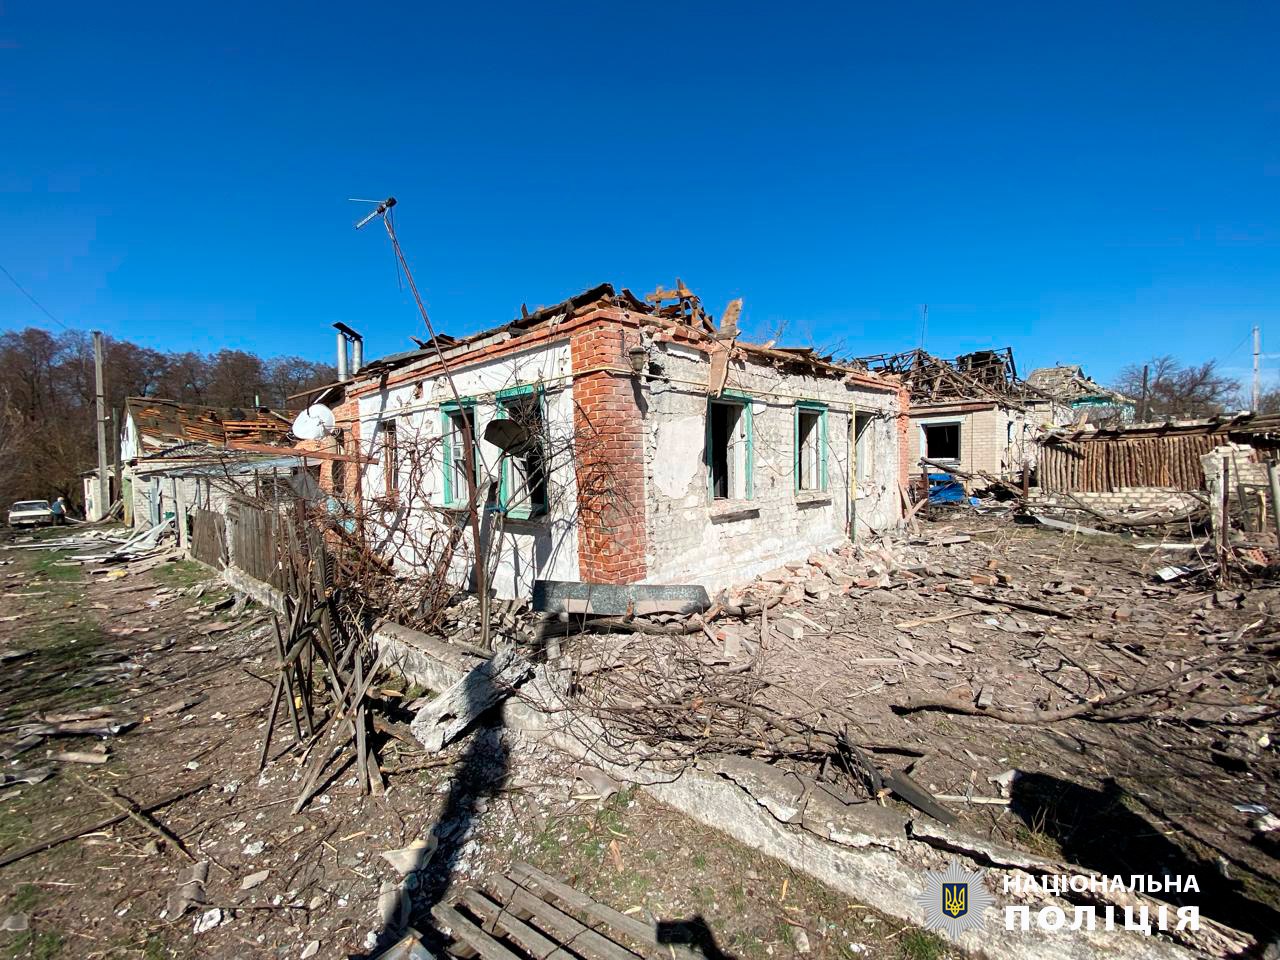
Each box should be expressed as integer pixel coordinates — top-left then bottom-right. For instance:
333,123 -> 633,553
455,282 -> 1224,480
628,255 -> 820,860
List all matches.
484,417 -> 532,455
292,405 -> 336,441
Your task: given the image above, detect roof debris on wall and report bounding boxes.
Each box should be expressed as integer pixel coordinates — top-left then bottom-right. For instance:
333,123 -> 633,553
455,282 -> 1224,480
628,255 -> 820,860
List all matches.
849,347 -> 1037,408
1026,364 -> 1134,408
352,280 -> 899,392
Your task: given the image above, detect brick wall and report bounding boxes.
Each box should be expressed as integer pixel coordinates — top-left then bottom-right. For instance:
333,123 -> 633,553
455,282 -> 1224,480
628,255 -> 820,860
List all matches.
1029,488 -> 1203,513
296,394 -> 361,502
909,404 -> 1034,481
570,321 -> 648,584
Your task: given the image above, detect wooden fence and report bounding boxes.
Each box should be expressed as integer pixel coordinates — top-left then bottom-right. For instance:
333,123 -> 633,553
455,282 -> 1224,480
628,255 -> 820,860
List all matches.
1038,434 -> 1220,492
190,509 -> 228,569
227,498 -> 283,587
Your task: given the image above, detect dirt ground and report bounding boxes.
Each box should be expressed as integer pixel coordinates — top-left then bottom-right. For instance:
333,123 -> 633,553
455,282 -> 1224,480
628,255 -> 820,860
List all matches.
572,512 -> 1280,947
0,527 -> 960,960
786,515 -> 1280,944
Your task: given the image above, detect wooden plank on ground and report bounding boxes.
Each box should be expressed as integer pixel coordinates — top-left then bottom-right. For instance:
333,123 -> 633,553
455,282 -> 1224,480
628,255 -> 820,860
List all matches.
462,888 -> 579,960
490,876 -> 642,960
432,901 -> 522,960
508,863 -> 700,960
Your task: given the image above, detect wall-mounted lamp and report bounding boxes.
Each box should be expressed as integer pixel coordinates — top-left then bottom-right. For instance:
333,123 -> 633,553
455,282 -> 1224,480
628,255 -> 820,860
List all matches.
627,345 -> 647,376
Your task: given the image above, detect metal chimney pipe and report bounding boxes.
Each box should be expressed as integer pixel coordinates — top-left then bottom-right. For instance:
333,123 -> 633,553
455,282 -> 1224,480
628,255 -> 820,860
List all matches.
333,322 -> 362,380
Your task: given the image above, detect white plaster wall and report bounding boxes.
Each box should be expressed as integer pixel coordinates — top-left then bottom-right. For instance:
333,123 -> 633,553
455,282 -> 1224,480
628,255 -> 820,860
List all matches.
356,341 -> 580,600
120,414 -> 139,461
129,470 -> 156,527
641,345 -> 901,592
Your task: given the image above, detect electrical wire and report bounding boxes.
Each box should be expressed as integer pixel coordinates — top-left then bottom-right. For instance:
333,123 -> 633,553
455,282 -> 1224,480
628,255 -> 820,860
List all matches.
1222,327 -> 1253,362
0,262 -> 74,332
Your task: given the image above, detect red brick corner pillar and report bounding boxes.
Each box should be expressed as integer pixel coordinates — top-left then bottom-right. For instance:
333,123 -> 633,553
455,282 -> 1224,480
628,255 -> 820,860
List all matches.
897,384 -> 912,515
570,320 -> 648,584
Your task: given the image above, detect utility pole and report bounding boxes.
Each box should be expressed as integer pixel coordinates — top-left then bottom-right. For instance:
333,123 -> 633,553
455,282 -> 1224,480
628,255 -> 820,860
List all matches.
1139,364 -> 1150,422
1253,326 -> 1261,412
92,331 -> 110,519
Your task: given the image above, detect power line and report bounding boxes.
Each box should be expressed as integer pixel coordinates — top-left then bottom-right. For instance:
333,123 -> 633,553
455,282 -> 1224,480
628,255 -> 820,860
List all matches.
1222,326 -> 1253,362
0,262 -> 73,332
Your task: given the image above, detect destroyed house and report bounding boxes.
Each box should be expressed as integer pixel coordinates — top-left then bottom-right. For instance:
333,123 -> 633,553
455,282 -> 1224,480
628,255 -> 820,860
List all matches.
853,347 -> 1069,487
119,397 -> 307,530
1034,411 -> 1280,525
315,283 -> 909,598
1026,365 -> 1135,424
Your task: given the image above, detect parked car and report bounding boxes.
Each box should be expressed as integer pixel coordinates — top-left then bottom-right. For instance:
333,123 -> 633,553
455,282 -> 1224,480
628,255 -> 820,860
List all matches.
8,500 -> 54,528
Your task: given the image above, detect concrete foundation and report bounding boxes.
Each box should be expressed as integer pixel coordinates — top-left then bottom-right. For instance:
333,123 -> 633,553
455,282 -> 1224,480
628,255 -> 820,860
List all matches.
375,625 -> 1209,960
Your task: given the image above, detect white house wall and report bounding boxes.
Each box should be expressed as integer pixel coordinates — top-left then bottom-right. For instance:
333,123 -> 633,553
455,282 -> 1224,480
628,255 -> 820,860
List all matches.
641,344 -> 900,592
355,341 -> 580,600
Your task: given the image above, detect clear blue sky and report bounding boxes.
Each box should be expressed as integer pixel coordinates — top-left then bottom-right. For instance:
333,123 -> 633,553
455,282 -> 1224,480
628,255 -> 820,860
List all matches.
1,2 -> 1277,388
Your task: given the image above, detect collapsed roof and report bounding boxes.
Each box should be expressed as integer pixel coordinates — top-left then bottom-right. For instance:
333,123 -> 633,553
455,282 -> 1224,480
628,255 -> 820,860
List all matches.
1043,410 -> 1280,446
125,397 -> 293,457
348,281 -> 895,390
1026,365 -> 1133,406
849,347 -> 1034,408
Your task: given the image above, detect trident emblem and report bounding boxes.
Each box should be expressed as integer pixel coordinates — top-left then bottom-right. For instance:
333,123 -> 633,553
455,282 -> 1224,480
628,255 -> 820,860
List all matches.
942,883 -> 968,918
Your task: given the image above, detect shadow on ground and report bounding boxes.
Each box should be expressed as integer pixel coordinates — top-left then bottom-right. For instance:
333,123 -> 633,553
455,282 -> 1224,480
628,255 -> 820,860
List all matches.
657,915 -> 737,959
355,666 -> 510,958
1011,773 -> 1280,943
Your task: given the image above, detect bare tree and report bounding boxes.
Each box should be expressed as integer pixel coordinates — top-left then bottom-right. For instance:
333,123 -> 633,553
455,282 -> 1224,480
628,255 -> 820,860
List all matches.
263,356 -> 339,407
1114,356 -> 1239,420
0,327 -> 335,510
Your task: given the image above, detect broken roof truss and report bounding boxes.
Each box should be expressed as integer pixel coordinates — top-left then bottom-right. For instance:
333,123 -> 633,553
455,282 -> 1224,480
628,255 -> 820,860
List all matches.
850,347 -> 1039,408
351,280 -> 894,390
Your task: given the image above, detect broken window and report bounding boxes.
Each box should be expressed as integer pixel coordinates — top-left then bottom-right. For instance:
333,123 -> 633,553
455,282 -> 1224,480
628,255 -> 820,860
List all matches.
922,422 -> 961,462
497,388 -> 548,519
707,397 -> 752,501
854,411 -> 875,484
380,420 -> 398,497
442,403 -> 477,508
795,403 -> 828,493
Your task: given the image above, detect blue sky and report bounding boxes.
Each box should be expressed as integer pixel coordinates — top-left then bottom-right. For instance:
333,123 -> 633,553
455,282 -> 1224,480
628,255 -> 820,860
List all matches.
1,2 -> 1277,388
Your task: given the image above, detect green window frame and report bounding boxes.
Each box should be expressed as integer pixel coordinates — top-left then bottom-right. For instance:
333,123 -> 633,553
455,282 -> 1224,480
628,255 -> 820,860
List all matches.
794,401 -> 828,493
495,384 -> 549,520
441,399 -> 478,509
705,391 -> 754,502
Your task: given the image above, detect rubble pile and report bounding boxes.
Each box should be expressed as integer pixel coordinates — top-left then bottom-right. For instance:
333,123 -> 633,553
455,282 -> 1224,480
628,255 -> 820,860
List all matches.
4,518 -> 179,573
725,538 -> 936,608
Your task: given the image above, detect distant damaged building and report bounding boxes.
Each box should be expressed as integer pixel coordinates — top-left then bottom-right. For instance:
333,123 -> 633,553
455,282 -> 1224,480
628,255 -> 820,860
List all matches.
852,348 -> 1071,488
119,396 -> 308,532
1025,365 -> 1135,424
307,283 -> 910,597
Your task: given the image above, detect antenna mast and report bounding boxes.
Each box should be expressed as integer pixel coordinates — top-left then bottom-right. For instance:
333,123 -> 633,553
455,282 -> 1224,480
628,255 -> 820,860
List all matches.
355,197 -> 493,648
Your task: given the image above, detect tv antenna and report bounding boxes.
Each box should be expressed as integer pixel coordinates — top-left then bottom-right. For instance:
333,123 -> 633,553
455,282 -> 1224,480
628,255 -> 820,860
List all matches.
353,195 -> 493,647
